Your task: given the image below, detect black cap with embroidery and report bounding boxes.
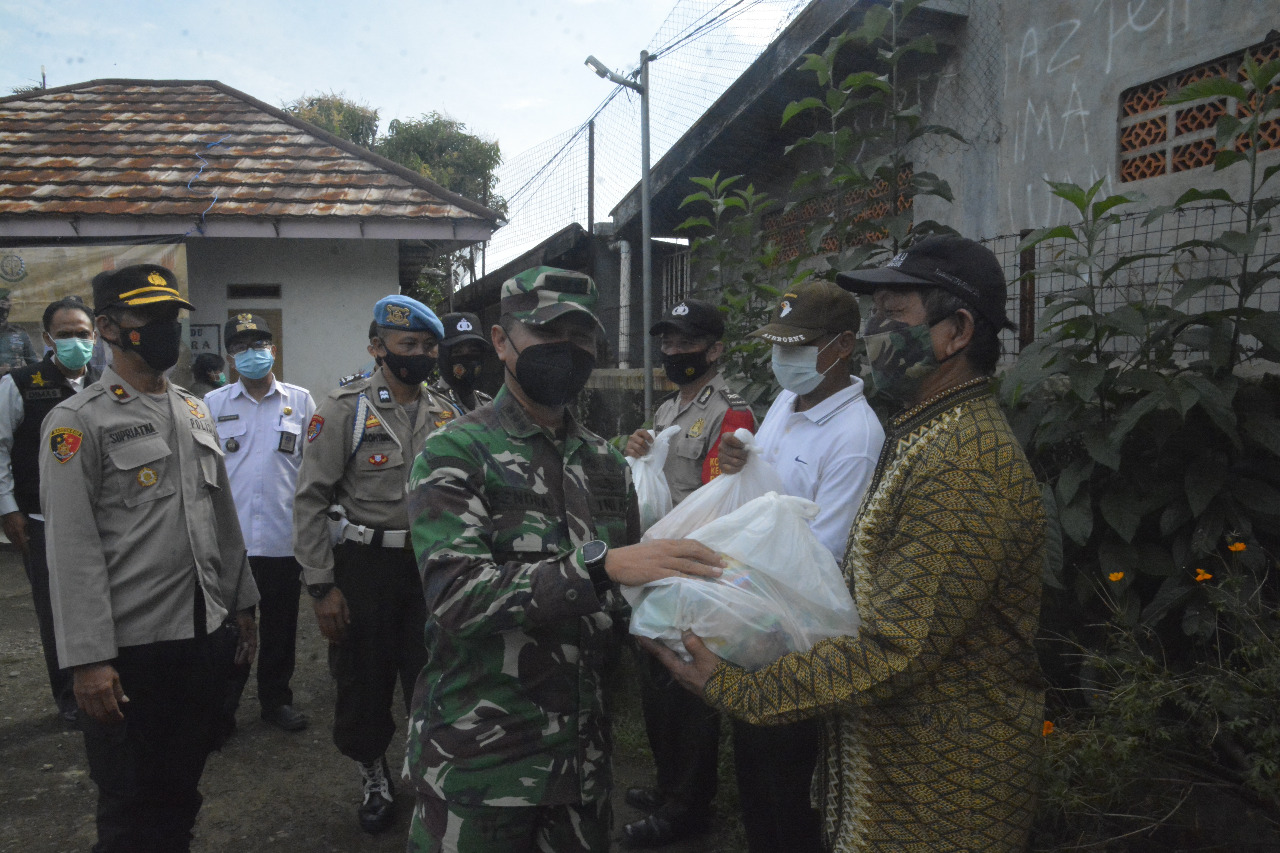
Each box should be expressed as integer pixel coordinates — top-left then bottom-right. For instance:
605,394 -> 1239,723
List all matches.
224,313 -> 273,346
440,312 -> 488,348
836,235 -> 1014,330
92,264 -> 194,314
649,298 -> 725,339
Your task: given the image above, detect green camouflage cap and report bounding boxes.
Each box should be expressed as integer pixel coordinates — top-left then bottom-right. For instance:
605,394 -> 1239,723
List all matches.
500,266 -> 603,332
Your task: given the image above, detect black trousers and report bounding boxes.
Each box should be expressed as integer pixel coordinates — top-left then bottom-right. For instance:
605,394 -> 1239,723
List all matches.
330,541 -> 427,763
83,627 -> 234,853
731,718 -> 824,853
22,518 -> 76,716
638,649 -> 720,815
227,555 -> 302,712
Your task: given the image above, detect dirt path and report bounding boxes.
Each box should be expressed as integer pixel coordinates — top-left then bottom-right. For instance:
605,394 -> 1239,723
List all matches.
0,547 -> 738,852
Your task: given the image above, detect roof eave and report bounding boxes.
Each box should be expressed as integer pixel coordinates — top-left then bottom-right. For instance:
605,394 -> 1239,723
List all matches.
0,215 -> 498,243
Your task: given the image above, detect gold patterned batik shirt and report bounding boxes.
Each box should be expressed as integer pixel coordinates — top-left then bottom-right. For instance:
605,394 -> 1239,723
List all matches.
705,379 -> 1046,853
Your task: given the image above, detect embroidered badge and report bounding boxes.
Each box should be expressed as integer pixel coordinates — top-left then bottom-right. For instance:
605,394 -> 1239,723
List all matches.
225,437 -> 240,452
696,385 -> 714,405
364,412 -> 382,430
455,318 -> 472,332
49,427 -> 83,464
128,330 -> 142,345
30,371 -> 46,387
307,415 -> 324,442
368,453 -> 389,466
779,299 -> 793,318
378,388 -> 391,404
186,399 -> 205,419
688,417 -> 705,438
672,303 -> 689,316
384,305 -> 411,327
136,466 -> 158,487
147,272 -> 167,287
110,384 -> 129,400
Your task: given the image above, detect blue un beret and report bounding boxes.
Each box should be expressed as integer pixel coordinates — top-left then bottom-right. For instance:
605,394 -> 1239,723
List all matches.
373,294 -> 444,339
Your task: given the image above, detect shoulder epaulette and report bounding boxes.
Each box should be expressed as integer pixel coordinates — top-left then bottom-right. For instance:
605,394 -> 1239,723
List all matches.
696,385 -> 714,406
338,370 -> 369,387
720,388 -> 749,409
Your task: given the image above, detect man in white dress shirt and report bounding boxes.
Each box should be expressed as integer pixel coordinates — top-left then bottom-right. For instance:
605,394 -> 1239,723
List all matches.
204,313 -> 317,732
717,278 -> 884,853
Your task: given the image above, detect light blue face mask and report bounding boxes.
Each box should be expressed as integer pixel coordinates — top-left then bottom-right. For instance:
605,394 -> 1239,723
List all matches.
234,347 -> 275,380
53,337 -> 95,370
770,337 -> 839,396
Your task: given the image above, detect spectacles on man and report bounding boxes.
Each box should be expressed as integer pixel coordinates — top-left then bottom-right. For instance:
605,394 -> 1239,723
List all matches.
226,340 -> 271,355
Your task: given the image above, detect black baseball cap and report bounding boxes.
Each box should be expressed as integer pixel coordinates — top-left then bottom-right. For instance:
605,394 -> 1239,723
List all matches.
224,313 -> 273,346
749,279 -> 860,345
92,264 -> 194,314
649,298 -> 725,339
440,312 -> 488,348
835,235 -> 1014,330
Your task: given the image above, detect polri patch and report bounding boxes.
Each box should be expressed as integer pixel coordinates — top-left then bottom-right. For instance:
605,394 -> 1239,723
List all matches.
137,467 -> 158,487
49,427 -> 83,463
307,415 -> 324,442
368,453 -> 389,466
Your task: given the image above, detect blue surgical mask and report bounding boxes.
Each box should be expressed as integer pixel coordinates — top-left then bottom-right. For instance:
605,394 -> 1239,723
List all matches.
53,337 -> 94,370
771,338 -> 839,396
234,347 -> 275,380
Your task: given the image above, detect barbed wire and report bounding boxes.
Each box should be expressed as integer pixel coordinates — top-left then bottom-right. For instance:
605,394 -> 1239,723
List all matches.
486,0 -> 811,272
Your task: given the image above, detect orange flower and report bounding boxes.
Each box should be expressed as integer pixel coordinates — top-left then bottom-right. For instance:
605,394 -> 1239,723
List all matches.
1227,541 -> 1246,553
1043,721 -> 1055,736
1108,571 -> 1124,582
1195,567 -> 1213,583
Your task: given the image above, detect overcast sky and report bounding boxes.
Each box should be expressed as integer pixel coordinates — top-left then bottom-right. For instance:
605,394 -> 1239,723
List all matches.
0,0 -> 673,158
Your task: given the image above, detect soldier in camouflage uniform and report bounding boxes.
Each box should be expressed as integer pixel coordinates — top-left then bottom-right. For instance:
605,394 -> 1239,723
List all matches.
621,297 -> 755,847
405,266 -> 726,853
293,294 -> 457,834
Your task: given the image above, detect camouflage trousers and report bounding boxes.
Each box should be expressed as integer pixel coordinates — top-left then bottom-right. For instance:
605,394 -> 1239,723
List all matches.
407,794 -> 611,853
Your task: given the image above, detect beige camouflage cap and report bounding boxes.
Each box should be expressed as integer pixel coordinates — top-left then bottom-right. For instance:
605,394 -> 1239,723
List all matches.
500,266 -> 603,332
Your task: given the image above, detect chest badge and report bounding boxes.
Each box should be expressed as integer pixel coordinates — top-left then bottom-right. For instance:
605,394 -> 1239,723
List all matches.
364,412 -> 382,430
368,453 -> 389,466
137,467 -> 158,487
282,406 -> 292,416
49,427 -> 83,463
688,417 -> 705,438
225,437 -> 240,452
30,371 -> 46,387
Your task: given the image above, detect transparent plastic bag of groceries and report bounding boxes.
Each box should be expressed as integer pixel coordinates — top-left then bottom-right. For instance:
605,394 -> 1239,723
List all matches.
626,425 -> 682,532
626,491 -> 860,671
642,428 -> 786,542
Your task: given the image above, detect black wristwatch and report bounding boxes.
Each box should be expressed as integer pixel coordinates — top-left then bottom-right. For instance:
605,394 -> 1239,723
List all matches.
580,539 -> 611,593
307,583 -> 335,600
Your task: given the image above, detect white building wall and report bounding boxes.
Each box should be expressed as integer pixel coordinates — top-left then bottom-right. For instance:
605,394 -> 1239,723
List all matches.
185,237 -> 399,398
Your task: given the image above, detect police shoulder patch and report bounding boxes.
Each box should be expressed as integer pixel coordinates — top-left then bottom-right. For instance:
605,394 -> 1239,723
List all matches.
720,389 -> 749,409
49,427 -> 83,463
307,415 -> 324,442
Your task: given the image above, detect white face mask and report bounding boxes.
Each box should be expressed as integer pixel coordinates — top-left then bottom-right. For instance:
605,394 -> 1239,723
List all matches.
771,337 -> 839,395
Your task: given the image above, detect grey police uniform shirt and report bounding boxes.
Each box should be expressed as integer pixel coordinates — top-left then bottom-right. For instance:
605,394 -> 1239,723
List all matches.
652,370 -> 754,504
292,367 -> 458,585
430,377 -> 493,417
39,365 -> 259,669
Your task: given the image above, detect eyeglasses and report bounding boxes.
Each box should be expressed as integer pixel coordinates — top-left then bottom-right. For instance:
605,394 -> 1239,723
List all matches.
227,340 -> 271,355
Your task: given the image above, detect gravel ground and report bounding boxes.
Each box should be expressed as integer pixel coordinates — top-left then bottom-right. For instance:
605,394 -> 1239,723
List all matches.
0,545 -> 743,852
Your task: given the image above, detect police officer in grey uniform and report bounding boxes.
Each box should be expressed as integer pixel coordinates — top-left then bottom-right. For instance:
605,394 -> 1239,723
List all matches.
431,311 -> 493,415
622,297 -> 756,847
40,264 -> 259,853
293,294 -> 457,834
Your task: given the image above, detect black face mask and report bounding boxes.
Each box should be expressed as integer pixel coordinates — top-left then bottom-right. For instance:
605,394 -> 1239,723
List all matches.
440,351 -> 484,391
510,340 -> 596,407
662,349 -> 713,386
382,350 -> 436,385
117,319 -> 183,372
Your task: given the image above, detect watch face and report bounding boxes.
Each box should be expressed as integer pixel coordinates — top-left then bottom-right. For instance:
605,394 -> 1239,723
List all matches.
582,540 -> 607,565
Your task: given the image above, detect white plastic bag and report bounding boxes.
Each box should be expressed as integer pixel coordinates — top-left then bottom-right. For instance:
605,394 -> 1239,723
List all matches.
627,424 -> 682,532
642,427 -> 786,542
626,492 -> 860,671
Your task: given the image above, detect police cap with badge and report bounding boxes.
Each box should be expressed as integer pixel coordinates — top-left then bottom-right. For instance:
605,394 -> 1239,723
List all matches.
373,294 -> 444,339
224,312 -> 272,348
439,312 -> 487,349
92,264 -> 194,314
650,298 -> 724,340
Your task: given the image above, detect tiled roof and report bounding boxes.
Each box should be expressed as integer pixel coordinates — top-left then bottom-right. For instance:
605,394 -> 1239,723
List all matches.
0,79 -> 502,242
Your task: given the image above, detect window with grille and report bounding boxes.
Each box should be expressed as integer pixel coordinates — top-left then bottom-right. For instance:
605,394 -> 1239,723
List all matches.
1119,37 -> 1280,183
761,168 -> 914,263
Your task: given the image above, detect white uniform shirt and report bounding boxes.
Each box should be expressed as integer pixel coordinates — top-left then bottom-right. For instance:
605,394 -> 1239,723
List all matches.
754,377 -> 885,559
203,377 -> 316,558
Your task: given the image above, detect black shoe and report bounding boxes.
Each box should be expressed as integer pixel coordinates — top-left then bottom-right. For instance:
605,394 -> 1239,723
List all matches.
261,704 -> 308,731
622,806 -> 710,848
357,757 -> 396,834
625,786 -> 665,812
